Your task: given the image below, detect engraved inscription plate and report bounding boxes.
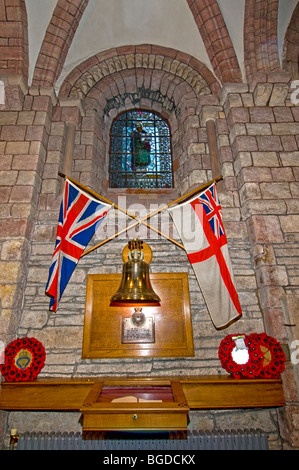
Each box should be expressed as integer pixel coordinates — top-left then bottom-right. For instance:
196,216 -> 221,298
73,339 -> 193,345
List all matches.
122,316 -> 155,344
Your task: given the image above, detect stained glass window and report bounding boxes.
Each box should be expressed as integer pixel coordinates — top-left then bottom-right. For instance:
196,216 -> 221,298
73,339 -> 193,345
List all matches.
109,110 -> 173,189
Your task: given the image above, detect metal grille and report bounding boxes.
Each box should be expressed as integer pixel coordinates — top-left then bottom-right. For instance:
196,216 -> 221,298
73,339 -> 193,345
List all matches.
109,110 -> 173,189
15,429 -> 268,450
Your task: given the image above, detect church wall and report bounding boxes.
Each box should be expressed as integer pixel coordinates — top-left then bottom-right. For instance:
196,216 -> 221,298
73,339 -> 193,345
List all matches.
1,65 -> 299,448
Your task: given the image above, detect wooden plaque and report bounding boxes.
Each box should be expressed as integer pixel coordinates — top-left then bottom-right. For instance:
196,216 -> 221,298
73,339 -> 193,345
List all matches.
82,272 -> 194,358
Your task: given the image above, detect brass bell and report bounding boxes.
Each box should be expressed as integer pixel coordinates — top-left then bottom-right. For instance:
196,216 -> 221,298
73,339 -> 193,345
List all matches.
110,240 -> 161,307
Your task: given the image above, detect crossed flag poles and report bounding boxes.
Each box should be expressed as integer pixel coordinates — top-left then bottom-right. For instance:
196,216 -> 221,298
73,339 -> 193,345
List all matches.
58,172 -> 223,258
53,172 -> 241,328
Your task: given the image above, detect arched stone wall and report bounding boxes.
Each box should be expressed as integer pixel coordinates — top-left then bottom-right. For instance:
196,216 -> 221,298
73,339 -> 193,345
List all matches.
244,0 -> 281,81
186,0 -> 242,83
0,0 -> 29,78
58,45 -> 220,201
32,0 -> 89,87
58,45 -> 220,99
282,2 -> 299,79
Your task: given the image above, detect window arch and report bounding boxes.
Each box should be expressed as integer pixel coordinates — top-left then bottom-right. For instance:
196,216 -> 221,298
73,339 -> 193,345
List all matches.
109,110 -> 173,189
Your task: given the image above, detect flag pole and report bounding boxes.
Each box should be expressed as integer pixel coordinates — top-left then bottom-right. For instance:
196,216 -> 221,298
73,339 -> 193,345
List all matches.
58,172 -> 185,253
80,175 -> 223,256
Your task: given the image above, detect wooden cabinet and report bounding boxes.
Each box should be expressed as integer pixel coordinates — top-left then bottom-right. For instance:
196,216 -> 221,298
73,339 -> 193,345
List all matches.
80,379 -> 189,432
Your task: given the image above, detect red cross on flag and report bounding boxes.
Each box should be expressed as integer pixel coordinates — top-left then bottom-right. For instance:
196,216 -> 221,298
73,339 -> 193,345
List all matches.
168,183 -> 242,329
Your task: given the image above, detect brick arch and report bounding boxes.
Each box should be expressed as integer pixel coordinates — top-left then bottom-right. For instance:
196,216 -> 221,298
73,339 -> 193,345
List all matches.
186,0 -> 242,84
0,0 -> 29,78
244,0 -> 281,81
58,44 -> 220,99
32,0 -> 89,87
73,61 -> 211,197
84,65 -> 199,121
282,2 -> 299,79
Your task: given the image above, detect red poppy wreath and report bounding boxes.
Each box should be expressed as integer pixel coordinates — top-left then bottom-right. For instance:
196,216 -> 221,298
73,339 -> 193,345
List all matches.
0,337 -> 46,382
249,333 -> 286,379
218,334 -> 264,379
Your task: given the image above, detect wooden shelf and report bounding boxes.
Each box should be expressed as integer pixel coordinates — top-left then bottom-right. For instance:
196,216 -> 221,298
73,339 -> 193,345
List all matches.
0,378 -> 94,411
180,375 -> 285,409
0,375 -> 285,413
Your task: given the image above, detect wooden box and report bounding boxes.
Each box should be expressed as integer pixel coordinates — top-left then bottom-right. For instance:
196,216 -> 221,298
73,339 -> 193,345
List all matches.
80,378 -> 189,432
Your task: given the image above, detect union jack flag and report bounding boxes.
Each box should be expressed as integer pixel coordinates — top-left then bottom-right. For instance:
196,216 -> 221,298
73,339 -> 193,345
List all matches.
196,184 -> 225,240
45,179 -> 111,312
168,183 -> 241,329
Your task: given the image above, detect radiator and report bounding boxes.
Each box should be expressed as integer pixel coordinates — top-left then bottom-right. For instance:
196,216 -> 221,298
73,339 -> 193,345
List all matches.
15,429 -> 268,450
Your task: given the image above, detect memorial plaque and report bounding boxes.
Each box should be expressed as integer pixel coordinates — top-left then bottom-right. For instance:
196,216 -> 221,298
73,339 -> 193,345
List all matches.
82,272 -> 194,358
122,314 -> 155,344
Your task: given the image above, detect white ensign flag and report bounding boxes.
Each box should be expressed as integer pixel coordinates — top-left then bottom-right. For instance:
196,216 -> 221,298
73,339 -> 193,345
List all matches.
168,183 -> 242,329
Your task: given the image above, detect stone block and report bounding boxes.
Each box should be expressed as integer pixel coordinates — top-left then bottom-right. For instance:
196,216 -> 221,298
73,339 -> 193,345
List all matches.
220,83 -> 248,105
272,123 -> 299,135
5,141 -> 30,154
256,265 -> 288,287
239,166 -> 272,183
12,154 -> 39,170
242,200 -> 287,218
232,135 -> 258,153
253,244 -> 276,267
187,142 -> 206,156
260,182 -> 292,199
257,135 -> 283,151
249,107 -> 275,122
1,238 -> 29,261
279,406 -> 299,447
0,111 -> 18,125
273,107 -> 294,122
28,326 -> 83,349
0,170 -> 18,185
262,307 -> 286,339
280,215 -> 299,233
0,153 -> 12,171
0,261 -> 21,282
1,125 -> 26,140
280,151 -> 299,166
240,182 -> 261,204
9,185 -> 35,202
61,106 -> 81,125
47,134 -> 64,151
227,106 -> 250,124
247,215 -> 284,243
25,125 -> 48,145
0,284 -> 17,308
234,152 -> 252,174
290,182 -> 299,198
281,294 -> 299,341
17,111 -> 35,125
272,167 -> 294,182
17,170 -> 41,188
32,95 -> 52,113
269,84 -> 289,106
253,82 -> 273,106
252,151 -> 279,167
281,135 -> 297,151
246,123 -> 271,135
20,310 -> 48,329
